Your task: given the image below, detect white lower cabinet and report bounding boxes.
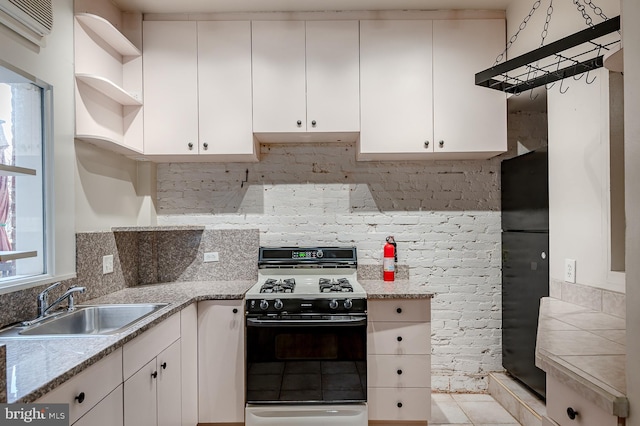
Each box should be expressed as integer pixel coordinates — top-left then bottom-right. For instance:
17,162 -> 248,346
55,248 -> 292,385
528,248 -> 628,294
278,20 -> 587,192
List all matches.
74,385 -> 124,426
123,312 -> 182,426
546,375 -> 620,426
197,300 -> 245,424
367,299 -> 431,423
36,348 -> 123,425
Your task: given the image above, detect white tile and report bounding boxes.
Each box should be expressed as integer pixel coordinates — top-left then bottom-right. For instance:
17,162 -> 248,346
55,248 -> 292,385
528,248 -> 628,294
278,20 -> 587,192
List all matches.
457,400 -> 520,424
431,393 -> 472,424
452,393 -> 497,403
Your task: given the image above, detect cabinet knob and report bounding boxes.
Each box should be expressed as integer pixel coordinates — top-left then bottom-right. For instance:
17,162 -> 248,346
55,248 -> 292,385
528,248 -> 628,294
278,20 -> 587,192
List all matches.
75,392 -> 85,404
424,141 -> 430,148
566,407 -> 579,420
397,369 -> 403,375
233,308 -> 238,314
396,307 -> 402,314
296,120 -> 302,127
439,140 -> 444,148
188,142 -> 194,150
397,402 -> 403,408
151,371 -> 158,379
161,362 -> 167,370
397,336 -> 403,342
311,120 -> 317,127
203,143 -> 208,150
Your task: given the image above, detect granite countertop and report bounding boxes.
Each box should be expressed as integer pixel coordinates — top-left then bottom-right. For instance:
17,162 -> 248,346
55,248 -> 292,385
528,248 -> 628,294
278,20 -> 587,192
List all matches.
0,278 -> 432,404
535,297 -> 627,417
360,279 -> 434,299
0,280 -> 254,404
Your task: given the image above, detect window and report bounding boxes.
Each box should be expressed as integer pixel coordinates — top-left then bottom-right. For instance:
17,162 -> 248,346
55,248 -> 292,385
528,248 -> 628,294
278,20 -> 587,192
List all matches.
0,61 -> 51,285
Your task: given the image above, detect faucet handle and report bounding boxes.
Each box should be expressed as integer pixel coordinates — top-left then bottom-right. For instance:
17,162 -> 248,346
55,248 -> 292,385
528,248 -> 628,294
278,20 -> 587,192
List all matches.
40,281 -> 62,295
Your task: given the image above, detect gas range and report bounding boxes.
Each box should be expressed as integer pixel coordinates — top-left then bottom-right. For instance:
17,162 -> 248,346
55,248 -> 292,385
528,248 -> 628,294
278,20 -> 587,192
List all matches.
245,247 -> 367,315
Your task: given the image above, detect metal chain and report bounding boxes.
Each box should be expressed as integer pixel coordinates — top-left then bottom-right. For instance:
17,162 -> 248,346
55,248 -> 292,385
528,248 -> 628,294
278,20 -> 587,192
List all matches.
540,0 -> 553,47
494,0 -> 542,65
582,0 -> 608,21
572,0 -> 594,27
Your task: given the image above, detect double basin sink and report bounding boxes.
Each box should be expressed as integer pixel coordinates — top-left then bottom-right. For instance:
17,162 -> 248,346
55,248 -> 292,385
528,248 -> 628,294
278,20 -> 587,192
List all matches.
0,303 -> 168,338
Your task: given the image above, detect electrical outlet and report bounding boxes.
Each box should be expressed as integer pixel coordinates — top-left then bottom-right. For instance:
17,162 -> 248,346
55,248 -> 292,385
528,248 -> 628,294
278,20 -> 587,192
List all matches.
564,258 -> 576,283
204,252 -> 219,263
103,255 -> 114,274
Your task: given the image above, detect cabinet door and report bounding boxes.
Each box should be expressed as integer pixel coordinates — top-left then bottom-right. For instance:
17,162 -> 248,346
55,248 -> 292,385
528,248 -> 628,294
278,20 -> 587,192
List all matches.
143,21 -> 199,155
198,300 -> 245,423
157,340 -> 182,426
73,385 -> 124,426
198,21 -> 256,159
124,359 -> 157,426
181,304 -> 198,426
306,21 -> 360,132
359,20 -> 434,160
252,21 -> 306,133
432,19 -> 506,155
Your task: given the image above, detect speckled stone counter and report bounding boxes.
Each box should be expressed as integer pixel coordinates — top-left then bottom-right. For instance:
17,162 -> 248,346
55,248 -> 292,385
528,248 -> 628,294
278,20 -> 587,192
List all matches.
536,297 -> 627,417
360,279 -> 434,299
0,280 -> 254,404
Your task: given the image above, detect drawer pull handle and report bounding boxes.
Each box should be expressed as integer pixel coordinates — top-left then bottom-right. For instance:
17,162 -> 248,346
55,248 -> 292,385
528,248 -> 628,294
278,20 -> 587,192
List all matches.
151,371 -> 158,379
233,308 -> 238,314
75,392 -> 85,404
397,369 -> 403,375
567,407 -> 579,420
397,402 -> 403,408
397,336 -> 403,342
396,307 -> 402,314
161,362 -> 167,370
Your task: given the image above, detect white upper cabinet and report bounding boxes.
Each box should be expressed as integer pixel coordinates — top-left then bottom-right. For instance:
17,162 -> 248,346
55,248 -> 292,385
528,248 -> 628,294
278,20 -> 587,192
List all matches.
143,21 -> 199,155
198,21 -> 256,159
358,18 -> 507,160
143,20 -> 257,160
432,19 -> 507,157
359,20 -> 434,160
252,20 -> 360,140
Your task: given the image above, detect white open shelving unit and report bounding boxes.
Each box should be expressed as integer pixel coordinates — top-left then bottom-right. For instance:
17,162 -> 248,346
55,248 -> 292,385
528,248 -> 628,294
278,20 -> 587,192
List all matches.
74,13 -> 144,156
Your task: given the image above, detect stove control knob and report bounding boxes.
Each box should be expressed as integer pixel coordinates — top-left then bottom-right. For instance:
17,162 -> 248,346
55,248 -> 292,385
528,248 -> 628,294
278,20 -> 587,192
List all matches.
259,300 -> 269,310
274,299 -> 284,310
329,299 -> 339,310
316,250 -> 324,258
343,299 -> 353,310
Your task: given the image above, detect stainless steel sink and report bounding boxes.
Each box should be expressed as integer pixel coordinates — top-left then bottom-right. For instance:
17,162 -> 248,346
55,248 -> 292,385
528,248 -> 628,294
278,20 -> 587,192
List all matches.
0,303 -> 168,338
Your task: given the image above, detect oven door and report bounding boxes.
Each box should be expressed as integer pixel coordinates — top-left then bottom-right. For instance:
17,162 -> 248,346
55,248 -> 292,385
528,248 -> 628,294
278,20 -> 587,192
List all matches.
245,314 -> 367,405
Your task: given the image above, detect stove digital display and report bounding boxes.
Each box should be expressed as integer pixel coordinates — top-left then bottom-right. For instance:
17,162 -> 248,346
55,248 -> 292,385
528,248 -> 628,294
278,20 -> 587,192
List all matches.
292,251 -> 315,258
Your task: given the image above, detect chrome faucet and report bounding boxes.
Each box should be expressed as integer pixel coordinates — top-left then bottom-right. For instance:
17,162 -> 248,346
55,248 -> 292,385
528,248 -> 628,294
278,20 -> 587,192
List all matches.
24,283 -> 87,326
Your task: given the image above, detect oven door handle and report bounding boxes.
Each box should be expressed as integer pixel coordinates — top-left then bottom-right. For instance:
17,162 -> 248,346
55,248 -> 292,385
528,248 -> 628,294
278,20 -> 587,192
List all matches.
246,317 -> 367,327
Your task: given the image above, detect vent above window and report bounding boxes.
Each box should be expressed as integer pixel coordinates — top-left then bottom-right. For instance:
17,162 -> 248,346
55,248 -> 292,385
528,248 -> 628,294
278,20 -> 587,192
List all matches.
0,0 -> 53,46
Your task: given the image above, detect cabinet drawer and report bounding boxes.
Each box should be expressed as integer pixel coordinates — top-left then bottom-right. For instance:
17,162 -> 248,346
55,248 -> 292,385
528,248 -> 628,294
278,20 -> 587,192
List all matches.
368,387 -> 431,421
73,385 -> 123,426
37,348 -> 123,424
368,300 -> 430,322
368,321 -> 430,354
123,312 -> 180,379
547,375 -> 618,426
368,354 -> 430,388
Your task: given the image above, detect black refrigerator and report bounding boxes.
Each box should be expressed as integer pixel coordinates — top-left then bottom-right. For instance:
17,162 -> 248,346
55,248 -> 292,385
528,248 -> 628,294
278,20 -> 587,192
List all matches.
501,148 -> 549,399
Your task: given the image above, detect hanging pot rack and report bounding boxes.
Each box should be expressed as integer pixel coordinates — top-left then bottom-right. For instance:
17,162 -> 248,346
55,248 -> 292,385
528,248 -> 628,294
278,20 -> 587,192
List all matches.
475,15 -> 621,95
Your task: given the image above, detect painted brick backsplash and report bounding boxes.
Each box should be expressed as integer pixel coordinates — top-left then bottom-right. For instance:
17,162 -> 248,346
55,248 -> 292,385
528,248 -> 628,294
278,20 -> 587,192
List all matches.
158,145 -> 504,392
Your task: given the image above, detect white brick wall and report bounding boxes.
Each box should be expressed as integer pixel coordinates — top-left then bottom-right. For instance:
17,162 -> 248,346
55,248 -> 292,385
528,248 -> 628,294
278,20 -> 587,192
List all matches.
156,111 -> 547,392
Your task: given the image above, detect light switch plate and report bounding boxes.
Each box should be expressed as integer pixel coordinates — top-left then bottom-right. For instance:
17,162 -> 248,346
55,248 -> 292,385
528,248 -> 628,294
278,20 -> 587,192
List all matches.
204,252 -> 219,262
564,258 -> 576,283
103,254 -> 114,274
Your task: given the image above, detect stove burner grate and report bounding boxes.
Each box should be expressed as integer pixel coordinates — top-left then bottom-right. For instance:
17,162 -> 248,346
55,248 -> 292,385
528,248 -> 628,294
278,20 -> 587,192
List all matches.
319,277 -> 353,293
260,278 -> 296,293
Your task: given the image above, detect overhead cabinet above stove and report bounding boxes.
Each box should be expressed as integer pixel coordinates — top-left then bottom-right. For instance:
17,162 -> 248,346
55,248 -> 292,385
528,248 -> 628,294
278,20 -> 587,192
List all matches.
251,20 -> 360,143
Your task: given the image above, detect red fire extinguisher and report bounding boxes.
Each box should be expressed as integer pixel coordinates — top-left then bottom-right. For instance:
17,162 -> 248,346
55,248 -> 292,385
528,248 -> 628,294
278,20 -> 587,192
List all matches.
383,236 -> 397,281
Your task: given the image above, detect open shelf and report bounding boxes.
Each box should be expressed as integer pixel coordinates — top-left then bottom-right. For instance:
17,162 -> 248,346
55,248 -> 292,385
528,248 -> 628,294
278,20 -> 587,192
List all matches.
75,13 -> 141,57
0,164 -> 37,177
0,251 -> 37,262
76,74 -> 142,106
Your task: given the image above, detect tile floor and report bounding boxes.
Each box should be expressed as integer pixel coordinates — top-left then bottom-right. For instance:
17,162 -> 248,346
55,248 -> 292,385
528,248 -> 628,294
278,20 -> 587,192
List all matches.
431,393 -> 522,426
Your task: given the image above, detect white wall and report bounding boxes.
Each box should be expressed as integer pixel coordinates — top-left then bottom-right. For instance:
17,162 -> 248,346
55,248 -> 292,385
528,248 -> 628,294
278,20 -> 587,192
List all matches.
0,0 -> 76,282
507,0 -> 623,293
623,0 -> 640,423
